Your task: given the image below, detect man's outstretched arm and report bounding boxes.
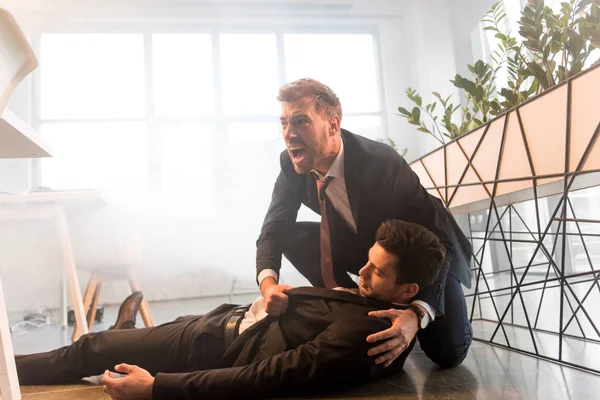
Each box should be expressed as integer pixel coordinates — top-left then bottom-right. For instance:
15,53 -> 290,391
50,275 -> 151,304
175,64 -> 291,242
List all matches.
256,161 -> 302,315
256,159 -> 302,282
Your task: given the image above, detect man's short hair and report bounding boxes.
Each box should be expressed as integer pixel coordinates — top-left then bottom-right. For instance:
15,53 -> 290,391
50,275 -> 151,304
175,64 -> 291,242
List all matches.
277,78 -> 343,120
375,220 -> 446,287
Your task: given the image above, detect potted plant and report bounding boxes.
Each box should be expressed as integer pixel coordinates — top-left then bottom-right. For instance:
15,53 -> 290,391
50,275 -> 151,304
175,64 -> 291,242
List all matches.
398,0 -> 600,213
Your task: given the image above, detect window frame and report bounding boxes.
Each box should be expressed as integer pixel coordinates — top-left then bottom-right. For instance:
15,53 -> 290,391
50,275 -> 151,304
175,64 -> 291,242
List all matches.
30,23 -> 389,212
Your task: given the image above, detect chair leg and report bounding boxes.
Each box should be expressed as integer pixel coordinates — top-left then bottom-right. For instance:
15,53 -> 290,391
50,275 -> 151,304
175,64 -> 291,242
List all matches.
127,269 -> 155,327
54,203 -> 88,342
87,282 -> 102,332
138,298 -> 155,328
73,273 -> 99,342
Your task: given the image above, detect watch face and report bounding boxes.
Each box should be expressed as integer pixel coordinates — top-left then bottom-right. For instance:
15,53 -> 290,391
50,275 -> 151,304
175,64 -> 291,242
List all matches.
420,316 -> 430,329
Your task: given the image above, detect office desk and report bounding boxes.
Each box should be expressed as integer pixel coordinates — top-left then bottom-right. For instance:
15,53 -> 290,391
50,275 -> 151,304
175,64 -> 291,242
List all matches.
0,190 -> 104,343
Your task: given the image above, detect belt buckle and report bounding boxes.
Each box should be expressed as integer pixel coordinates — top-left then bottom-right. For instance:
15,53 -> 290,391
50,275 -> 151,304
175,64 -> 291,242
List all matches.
224,306 -> 248,348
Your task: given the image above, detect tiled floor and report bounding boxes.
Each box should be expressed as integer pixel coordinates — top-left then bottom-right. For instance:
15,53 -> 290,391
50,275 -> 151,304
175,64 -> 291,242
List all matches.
9,294 -> 600,399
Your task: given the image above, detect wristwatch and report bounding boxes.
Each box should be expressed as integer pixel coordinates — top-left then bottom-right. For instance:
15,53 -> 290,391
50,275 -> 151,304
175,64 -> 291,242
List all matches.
408,304 -> 431,329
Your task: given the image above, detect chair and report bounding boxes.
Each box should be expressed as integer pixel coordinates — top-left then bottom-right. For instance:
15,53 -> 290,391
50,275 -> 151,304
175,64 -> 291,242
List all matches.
69,204 -> 154,341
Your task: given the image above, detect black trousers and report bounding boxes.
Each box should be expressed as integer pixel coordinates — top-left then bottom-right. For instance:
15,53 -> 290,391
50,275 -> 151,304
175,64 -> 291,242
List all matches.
282,222 -> 472,368
16,312 -> 230,385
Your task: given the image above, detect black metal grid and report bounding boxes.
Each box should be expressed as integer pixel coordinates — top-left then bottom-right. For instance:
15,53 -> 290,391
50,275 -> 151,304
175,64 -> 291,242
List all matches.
415,64 -> 600,374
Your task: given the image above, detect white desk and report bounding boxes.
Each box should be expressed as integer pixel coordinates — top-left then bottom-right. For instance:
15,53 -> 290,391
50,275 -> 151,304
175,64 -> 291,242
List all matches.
0,190 -> 104,338
0,192 -> 105,400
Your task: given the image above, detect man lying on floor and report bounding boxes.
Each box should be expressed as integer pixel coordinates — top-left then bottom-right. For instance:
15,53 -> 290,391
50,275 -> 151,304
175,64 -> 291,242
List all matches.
16,219 -> 445,400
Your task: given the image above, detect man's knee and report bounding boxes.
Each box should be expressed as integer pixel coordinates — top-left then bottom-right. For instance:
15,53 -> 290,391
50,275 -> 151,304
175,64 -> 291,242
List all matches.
420,320 -> 473,368
422,338 -> 471,368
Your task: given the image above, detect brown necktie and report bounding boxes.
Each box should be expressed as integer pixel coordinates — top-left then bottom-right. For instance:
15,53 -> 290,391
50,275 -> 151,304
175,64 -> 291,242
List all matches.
316,176 -> 338,288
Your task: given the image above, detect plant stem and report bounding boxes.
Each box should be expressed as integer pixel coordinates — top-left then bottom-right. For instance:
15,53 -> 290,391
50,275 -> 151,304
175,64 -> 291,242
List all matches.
424,108 -> 446,145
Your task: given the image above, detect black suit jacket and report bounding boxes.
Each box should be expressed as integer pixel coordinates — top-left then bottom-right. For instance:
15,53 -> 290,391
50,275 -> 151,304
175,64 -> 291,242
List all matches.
152,287 -> 414,399
256,129 -> 472,314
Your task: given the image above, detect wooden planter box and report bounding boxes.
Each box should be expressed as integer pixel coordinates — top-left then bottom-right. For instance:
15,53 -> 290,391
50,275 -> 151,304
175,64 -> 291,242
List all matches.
409,63 -> 600,215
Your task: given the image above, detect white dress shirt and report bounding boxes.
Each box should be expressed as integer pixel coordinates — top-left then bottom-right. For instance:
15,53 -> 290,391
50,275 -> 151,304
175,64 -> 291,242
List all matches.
258,140 -> 438,321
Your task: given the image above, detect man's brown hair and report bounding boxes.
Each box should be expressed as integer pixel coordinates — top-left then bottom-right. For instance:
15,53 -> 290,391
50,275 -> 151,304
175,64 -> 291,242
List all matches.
277,78 -> 343,120
375,220 -> 446,287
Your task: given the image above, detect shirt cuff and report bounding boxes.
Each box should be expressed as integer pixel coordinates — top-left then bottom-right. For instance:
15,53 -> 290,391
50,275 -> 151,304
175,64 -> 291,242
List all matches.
412,300 -> 438,322
257,269 -> 279,286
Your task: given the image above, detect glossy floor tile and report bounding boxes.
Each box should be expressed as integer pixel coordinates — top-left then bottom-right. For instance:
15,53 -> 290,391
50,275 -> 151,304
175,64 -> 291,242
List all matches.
472,319 -> 600,372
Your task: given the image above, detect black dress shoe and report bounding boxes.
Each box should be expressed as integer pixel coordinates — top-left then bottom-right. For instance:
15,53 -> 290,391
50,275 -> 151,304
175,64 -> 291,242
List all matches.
109,291 -> 143,330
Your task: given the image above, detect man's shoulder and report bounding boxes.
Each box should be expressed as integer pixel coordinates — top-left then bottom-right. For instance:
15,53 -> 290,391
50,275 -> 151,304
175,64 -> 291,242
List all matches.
342,129 -> 405,166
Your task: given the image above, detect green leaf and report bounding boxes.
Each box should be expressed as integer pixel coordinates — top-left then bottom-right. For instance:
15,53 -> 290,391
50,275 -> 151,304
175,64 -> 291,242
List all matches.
527,79 -> 539,95
417,127 -> 430,133
527,62 -> 550,89
398,107 -> 411,117
495,33 -> 507,41
412,107 -> 421,123
483,70 -> 493,84
387,137 -> 397,150
568,35 -> 586,58
474,60 -> 486,74
543,42 -> 551,59
476,87 -> 485,102
570,60 -> 584,76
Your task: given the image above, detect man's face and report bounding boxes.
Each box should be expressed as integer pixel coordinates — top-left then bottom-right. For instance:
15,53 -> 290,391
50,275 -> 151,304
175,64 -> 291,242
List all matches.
358,243 -> 403,303
280,97 -> 338,174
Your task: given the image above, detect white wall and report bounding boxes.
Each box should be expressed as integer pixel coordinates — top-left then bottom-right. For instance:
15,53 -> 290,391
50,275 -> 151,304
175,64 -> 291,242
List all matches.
0,0 -> 473,314
447,0 -> 497,78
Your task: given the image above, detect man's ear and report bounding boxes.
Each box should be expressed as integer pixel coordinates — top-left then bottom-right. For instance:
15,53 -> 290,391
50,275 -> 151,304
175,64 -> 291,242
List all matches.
329,115 -> 341,135
401,283 -> 420,300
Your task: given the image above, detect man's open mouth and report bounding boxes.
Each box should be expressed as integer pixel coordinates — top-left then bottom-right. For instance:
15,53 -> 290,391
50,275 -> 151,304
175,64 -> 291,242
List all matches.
290,148 -> 307,163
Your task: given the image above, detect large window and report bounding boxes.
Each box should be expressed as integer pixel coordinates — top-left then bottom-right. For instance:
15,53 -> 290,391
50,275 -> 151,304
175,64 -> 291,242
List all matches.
36,30 -> 384,218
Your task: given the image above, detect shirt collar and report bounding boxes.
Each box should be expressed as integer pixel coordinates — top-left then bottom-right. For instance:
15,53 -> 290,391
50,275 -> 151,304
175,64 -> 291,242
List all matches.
312,139 -> 345,180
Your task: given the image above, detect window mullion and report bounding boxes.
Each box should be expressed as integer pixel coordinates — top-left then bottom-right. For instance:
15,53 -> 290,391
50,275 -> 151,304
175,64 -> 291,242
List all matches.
276,29 -> 287,86
144,32 -> 161,193
211,30 -> 228,217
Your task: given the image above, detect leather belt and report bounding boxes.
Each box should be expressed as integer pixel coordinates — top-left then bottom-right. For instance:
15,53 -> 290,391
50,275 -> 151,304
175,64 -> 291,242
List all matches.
224,306 -> 250,348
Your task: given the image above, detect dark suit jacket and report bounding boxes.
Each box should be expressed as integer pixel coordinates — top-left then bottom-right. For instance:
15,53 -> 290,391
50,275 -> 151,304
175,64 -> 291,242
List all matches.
152,287 -> 414,399
256,129 -> 472,314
